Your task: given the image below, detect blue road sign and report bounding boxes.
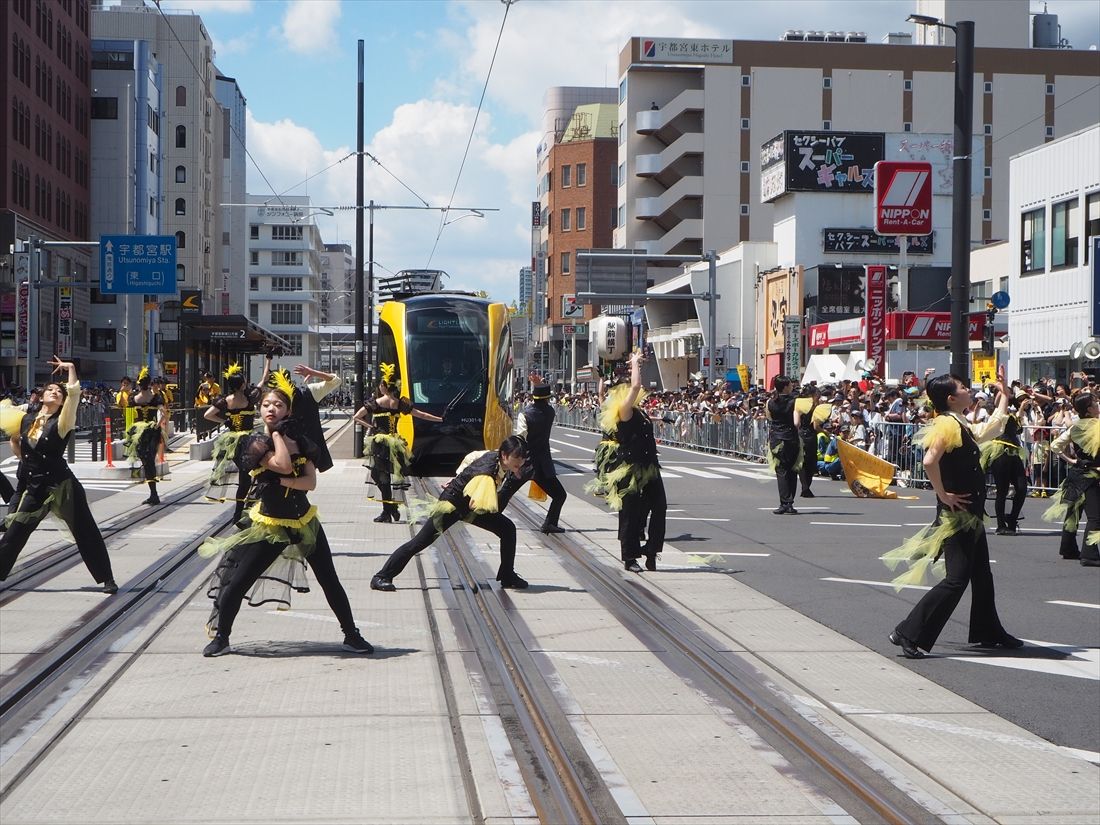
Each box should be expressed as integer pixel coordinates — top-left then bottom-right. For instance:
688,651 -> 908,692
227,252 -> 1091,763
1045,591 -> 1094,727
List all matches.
99,235 -> 177,294
991,290 -> 1011,310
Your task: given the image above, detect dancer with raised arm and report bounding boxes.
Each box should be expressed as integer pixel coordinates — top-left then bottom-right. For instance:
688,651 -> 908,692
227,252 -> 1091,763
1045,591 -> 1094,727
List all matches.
0,357 -> 117,592
204,357 -> 270,523
123,367 -> 168,505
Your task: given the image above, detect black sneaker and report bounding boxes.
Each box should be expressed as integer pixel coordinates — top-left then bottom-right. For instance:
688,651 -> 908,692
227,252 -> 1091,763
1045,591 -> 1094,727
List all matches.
203,636 -> 231,657
102,578 -> 119,595
342,632 -> 374,654
370,575 -> 396,592
498,572 -> 529,589
624,560 -> 644,573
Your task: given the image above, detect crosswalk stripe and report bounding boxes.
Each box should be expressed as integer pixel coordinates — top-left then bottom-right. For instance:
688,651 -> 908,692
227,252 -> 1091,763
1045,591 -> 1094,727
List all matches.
664,466 -> 728,479
709,466 -> 774,481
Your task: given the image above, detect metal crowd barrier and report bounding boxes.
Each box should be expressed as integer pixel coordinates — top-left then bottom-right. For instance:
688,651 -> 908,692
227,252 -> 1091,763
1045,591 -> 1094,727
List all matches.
553,406 -> 1068,495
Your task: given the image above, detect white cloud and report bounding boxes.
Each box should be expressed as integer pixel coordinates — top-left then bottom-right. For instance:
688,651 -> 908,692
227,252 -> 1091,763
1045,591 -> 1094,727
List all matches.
211,30 -> 258,58
281,0 -> 342,55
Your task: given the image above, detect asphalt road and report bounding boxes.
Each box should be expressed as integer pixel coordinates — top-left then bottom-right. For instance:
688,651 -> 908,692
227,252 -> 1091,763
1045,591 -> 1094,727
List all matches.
547,425 -> 1100,758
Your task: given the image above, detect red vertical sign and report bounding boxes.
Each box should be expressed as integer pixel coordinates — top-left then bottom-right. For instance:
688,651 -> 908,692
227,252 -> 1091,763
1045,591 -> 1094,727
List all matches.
864,265 -> 887,377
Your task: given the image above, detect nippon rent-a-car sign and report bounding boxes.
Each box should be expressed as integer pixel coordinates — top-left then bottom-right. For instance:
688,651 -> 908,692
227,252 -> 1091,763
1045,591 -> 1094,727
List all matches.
874,161 -> 933,236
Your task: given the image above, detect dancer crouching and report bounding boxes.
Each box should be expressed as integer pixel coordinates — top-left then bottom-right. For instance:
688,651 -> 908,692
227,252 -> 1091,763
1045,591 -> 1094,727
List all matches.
370,436 -> 530,592
200,372 -> 372,656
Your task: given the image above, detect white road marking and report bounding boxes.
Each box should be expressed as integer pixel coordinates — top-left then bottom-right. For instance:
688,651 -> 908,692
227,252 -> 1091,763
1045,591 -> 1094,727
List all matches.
756,506 -> 831,511
810,521 -> 904,528
821,576 -> 932,591
695,551 -> 771,557
664,465 -> 728,479
710,466 -> 774,481
1048,600 -> 1100,610
906,505 -> 937,509
945,640 -> 1100,682
562,432 -> 581,438
666,516 -> 731,522
660,471 -> 681,478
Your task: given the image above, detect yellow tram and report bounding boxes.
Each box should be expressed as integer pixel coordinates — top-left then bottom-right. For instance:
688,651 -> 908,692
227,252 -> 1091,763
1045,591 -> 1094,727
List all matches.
377,293 -> 514,467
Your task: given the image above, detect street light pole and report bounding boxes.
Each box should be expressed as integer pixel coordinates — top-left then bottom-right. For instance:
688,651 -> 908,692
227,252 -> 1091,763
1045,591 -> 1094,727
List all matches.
950,20 -> 975,381
354,39 -> 365,458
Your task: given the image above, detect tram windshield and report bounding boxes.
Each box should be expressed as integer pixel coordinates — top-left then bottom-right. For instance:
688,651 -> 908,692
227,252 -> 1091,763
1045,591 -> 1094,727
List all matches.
405,302 -> 489,407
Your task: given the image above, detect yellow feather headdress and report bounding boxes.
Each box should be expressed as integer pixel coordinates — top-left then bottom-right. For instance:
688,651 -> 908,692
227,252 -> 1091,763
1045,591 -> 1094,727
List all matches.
379,363 -> 396,385
267,369 -> 295,406
137,366 -> 149,383
223,363 -> 242,379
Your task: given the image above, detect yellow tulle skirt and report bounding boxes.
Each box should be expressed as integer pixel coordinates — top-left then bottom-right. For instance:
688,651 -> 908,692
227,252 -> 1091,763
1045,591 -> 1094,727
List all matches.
881,510 -> 985,591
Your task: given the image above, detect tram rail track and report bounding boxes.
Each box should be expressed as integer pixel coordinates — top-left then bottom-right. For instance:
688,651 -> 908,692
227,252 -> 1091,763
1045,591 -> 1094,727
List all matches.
503,492 -> 953,825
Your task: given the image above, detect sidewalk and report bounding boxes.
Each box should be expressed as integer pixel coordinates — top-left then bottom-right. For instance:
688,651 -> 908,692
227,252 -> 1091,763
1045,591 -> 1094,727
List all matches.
1,452 -> 1096,823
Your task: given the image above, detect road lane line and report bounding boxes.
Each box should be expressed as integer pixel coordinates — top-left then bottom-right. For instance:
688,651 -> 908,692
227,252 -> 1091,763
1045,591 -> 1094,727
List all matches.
664,465 -> 728,479
1048,600 -> 1100,610
666,517 -> 730,522
821,576 -> 932,591
756,506 -> 830,511
695,551 -> 771,557
810,521 -> 904,528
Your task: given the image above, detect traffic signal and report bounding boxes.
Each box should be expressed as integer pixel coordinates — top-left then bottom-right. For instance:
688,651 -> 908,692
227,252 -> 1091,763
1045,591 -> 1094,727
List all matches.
982,304 -> 996,356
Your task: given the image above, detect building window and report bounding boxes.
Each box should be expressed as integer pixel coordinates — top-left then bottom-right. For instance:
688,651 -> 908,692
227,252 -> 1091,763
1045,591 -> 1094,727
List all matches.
983,209 -> 992,221
740,203 -> 750,216
822,120 -> 831,131
983,81 -> 992,94
90,96 -> 117,119
90,328 -> 116,352
1020,207 -> 1045,273
611,164 -> 617,186
149,196 -> 156,217
904,79 -> 913,91
280,333 -> 303,357
1045,125 -> 1054,138
618,78 -> 626,104
611,205 -> 618,229
560,251 -> 570,275
175,230 -> 186,249
618,121 -> 625,146
270,303 -> 303,325
271,224 -> 303,241
903,122 -> 912,132
1046,82 -> 1054,95
175,124 -> 186,148
249,277 -> 259,290
175,165 -> 185,183
983,123 -> 992,135
576,207 -> 586,231
249,224 -> 259,239
175,84 -> 186,107
249,302 -> 258,322
174,197 -> 185,216
1051,198 -> 1079,269
576,163 -> 586,186
90,287 -> 117,304
741,74 -> 751,86
561,165 -> 571,188
822,77 -> 833,89
561,208 -> 571,231
271,276 -> 303,291
250,252 -> 259,266
740,161 -> 749,173
176,263 -> 185,281
618,205 -> 625,227
1086,192 -> 1100,263
272,251 -> 302,266
983,166 -> 991,178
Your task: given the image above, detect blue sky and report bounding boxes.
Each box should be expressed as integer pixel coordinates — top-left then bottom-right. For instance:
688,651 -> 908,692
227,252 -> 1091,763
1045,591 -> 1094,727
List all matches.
144,0 -> 1100,304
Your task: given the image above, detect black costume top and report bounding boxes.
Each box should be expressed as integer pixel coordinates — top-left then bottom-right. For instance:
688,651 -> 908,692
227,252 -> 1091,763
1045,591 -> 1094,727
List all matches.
243,432 -> 317,523
937,414 -> 988,516
291,384 -> 333,473
19,407 -> 74,486
132,393 -> 164,424
993,413 -> 1022,449
365,396 -> 412,437
767,394 -> 798,443
617,410 -> 659,471
440,450 -> 528,518
213,388 -> 261,432
798,402 -> 818,440
517,399 -> 556,477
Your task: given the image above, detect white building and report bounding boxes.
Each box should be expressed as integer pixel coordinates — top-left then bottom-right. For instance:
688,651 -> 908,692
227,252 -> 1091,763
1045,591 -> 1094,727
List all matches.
245,196 -> 323,373
1008,125 -> 1100,383
214,72 -> 247,317
319,243 -> 354,324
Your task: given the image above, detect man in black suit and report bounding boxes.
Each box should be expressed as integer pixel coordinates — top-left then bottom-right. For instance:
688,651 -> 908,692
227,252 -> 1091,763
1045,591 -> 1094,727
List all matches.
516,383 -> 568,533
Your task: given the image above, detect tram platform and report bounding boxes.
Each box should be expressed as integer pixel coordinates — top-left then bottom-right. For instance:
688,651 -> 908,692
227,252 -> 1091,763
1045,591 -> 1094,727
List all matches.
1,426 -> 1097,824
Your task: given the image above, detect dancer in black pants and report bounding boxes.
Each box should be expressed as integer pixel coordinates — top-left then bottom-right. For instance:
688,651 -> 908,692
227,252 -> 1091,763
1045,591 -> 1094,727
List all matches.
982,393 -> 1028,536
352,363 -> 442,524
204,358 -> 270,523
123,367 -> 167,505
0,357 -> 117,592
883,370 -> 1022,658
370,437 -> 531,592
768,375 -> 802,515
1045,392 -> 1100,565
516,379 -> 568,533
589,351 -> 666,573
200,374 -> 372,656
797,385 -> 822,498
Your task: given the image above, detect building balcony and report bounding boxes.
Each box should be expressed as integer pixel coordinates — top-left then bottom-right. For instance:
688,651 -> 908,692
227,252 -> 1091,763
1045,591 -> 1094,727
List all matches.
635,89 -> 704,142
637,219 -> 704,257
634,176 -> 703,219
635,132 -> 704,179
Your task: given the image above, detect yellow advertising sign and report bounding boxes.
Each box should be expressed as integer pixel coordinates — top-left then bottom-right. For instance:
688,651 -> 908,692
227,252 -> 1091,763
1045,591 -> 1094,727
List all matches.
971,353 -> 997,387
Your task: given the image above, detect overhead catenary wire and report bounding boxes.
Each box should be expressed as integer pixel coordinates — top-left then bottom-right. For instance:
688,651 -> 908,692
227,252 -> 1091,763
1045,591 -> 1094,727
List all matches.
425,0 -> 513,268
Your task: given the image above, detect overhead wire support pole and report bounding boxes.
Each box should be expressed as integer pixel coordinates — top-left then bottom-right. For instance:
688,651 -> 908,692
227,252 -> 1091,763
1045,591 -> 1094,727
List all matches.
354,39 -> 365,459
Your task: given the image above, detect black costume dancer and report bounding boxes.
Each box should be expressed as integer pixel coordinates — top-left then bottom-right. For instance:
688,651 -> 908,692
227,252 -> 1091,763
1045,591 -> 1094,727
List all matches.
588,352 -> 666,573
204,361 -> 267,523
1044,393 -> 1100,565
0,358 -> 117,592
200,374 -> 371,657
796,386 -> 822,498
981,394 -> 1028,536
123,367 -> 167,505
370,437 -> 531,592
883,372 -> 1022,658
516,382 -> 568,533
352,363 -> 442,524
768,375 -> 802,515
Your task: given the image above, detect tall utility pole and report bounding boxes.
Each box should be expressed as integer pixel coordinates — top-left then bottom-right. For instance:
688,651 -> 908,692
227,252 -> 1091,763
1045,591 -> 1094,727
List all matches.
909,14 -> 975,379
354,39 -> 365,458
